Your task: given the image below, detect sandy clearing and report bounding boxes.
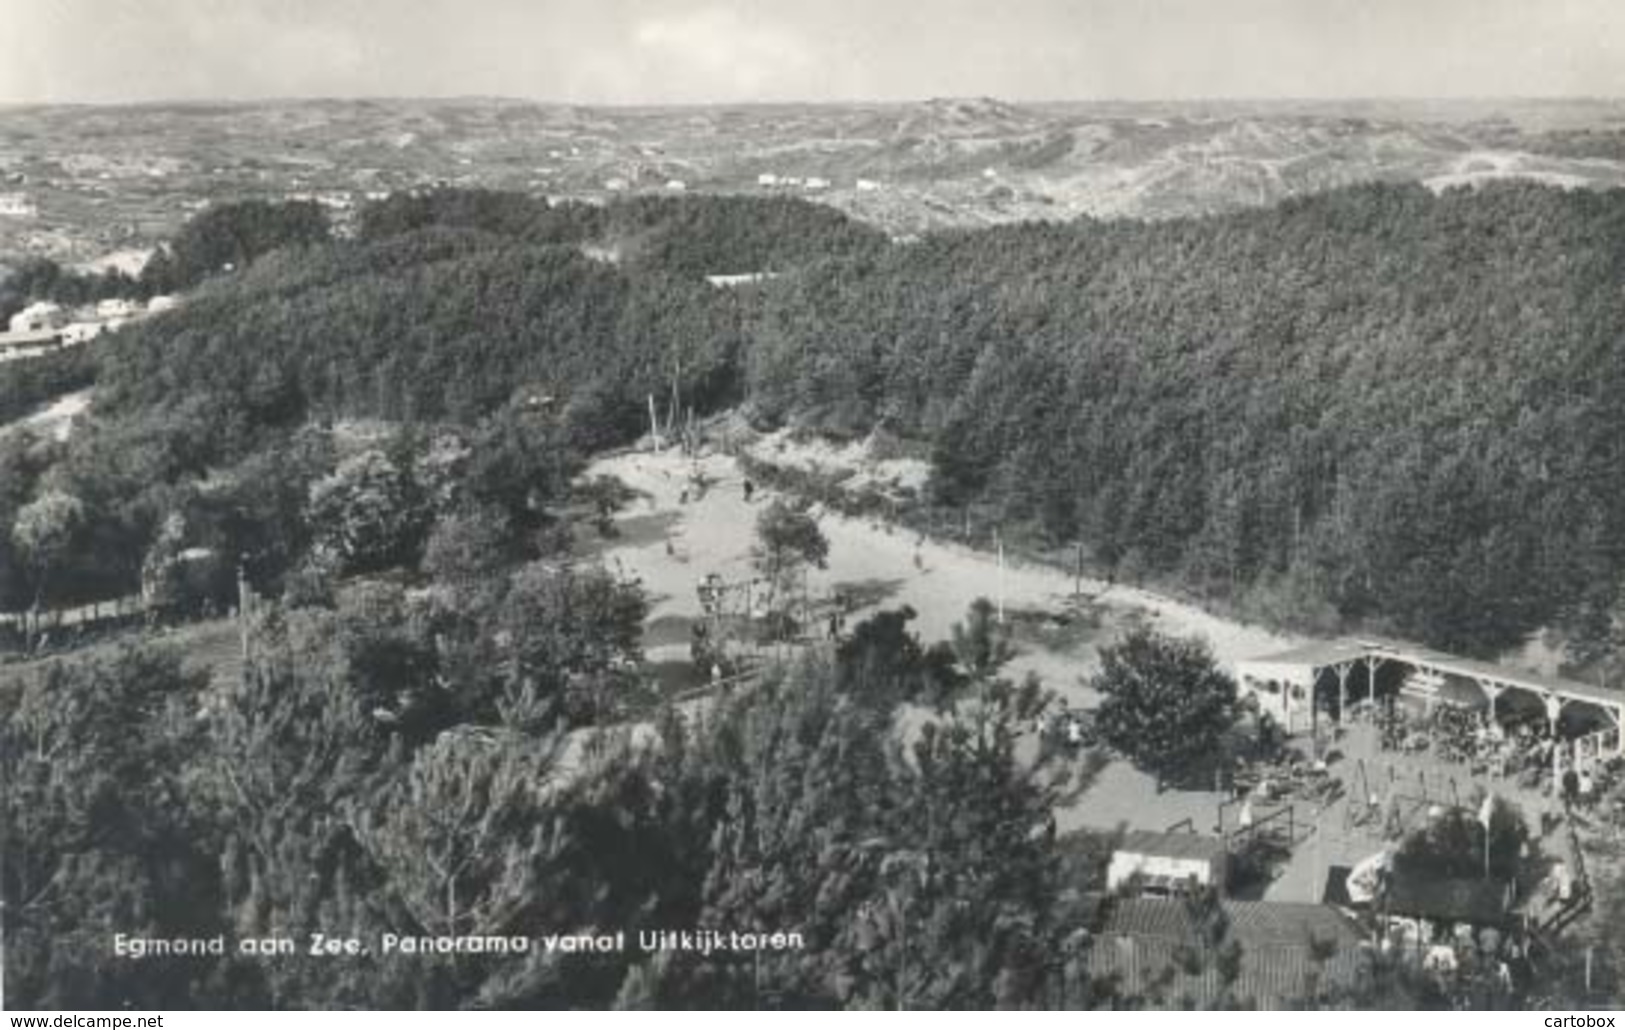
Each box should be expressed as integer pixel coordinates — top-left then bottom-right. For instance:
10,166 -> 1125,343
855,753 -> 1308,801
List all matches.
586,445 -> 1303,837
591,448 -> 1298,694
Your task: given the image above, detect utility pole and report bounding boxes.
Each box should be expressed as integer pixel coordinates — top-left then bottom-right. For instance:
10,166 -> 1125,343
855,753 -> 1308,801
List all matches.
237,558 -> 252,665
995,529 -> 1006,624
648,394 -> 661,453
1074,539 -> 1084,599
669,358 -> 682,443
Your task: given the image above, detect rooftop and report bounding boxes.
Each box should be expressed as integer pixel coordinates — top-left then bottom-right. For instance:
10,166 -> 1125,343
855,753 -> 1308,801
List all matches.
1116,830 -> 1229,863
1089,897 -> 1367,1009
0,328 -> 63,349
1241,636 -> 1622,709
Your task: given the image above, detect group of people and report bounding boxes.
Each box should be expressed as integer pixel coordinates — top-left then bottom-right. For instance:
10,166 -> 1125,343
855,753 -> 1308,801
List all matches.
1380,915 -> 1527,992
1236,752 -> 1340,806
1367,702 -> 1621,807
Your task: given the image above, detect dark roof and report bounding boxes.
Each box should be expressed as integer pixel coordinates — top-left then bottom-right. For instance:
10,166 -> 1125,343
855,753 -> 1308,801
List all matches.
1383,875 -> 1513,926
0,328 -> 62,349
1100,897 -> 1364,948
1116,830 -> 1228,864
1241,636 -> 1623,709
1089,897 -> 1367,1009
1322,865 -> 1355,907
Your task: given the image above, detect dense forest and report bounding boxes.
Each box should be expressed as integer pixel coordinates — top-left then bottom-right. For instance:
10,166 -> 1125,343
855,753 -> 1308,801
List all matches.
3,533 -> 1091,1007
4,185 -> 1624,1010
745,183 -> 1625,659
37,183 -> 1625,663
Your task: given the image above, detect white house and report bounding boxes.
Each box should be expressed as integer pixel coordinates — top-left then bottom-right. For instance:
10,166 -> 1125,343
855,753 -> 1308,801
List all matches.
804,176 -> 830,190
9,301 -> 64,334
756,173 -> 779,187
1106,830 -> 1229,896
61,322 -> 106,345
147,295 -> 180,314
0,194 -> 36,217
95,298 -> 141,320
1236,652 -> 1321,733
704,272 -> 779,289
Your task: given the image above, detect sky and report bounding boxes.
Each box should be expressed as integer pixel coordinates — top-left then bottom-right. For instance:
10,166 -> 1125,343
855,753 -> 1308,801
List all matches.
3,0 -> 1623,106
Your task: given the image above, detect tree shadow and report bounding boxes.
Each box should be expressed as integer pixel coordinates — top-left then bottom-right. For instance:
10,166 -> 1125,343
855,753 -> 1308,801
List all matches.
643,657 -> 710,696
645,613 -> 699,649
1006,601 -> 1110,654
607,510 -> 684,549
830,577 -> 907,610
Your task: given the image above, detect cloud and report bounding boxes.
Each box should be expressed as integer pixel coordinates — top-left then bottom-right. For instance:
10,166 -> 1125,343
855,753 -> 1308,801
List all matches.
186,7 -> 369,97
3,0 -> 1625,105
0,0 -> 369,103
627,7 -> 816,101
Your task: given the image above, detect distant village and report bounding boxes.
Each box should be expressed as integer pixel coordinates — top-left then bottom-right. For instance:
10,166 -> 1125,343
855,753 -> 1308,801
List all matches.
0,293 -> 178,364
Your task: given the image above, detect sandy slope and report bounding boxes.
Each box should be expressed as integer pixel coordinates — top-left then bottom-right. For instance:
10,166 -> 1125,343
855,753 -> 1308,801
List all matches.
0,388 -> 92,442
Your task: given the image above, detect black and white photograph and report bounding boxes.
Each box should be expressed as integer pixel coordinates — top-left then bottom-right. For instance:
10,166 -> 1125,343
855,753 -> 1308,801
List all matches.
3,0 -> 1625,1014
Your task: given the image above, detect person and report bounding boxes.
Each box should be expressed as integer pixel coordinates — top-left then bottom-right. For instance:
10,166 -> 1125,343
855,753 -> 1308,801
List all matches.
743,478 -> 755,503
1563,767 -> 1580,808
828,611 -> 840,640
1580,769 -> 1596,808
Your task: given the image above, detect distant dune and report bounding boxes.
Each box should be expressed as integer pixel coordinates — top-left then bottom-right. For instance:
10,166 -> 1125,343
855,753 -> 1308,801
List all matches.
4,96 -> 1625,264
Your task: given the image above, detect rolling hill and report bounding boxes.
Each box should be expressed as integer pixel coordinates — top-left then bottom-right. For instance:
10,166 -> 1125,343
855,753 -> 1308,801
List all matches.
5,96 -> 1625,267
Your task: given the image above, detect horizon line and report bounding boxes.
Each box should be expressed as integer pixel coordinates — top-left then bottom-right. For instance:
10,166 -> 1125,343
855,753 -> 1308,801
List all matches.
3,92 -> 1624,112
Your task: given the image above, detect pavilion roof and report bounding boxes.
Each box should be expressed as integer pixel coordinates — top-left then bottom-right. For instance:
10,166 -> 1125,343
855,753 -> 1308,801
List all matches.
1241,636 -> 1621,709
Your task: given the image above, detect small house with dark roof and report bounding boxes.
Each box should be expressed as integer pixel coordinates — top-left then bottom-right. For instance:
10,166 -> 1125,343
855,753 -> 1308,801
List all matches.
1087,896 -> 1368,1009
1107,830 -> 1230,897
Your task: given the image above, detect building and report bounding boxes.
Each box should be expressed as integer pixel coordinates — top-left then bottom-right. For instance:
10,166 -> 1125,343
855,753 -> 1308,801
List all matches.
61,322 -> 106,345
1087,896 -> 1367,1009
95,298 -> 141,320
147,295 -> 180,314
0,327 -> 65,360
9,301 -> 64,334
1106,830 -> 1229,896
703,272 -> 779,289
1236,637 -> 1625,753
